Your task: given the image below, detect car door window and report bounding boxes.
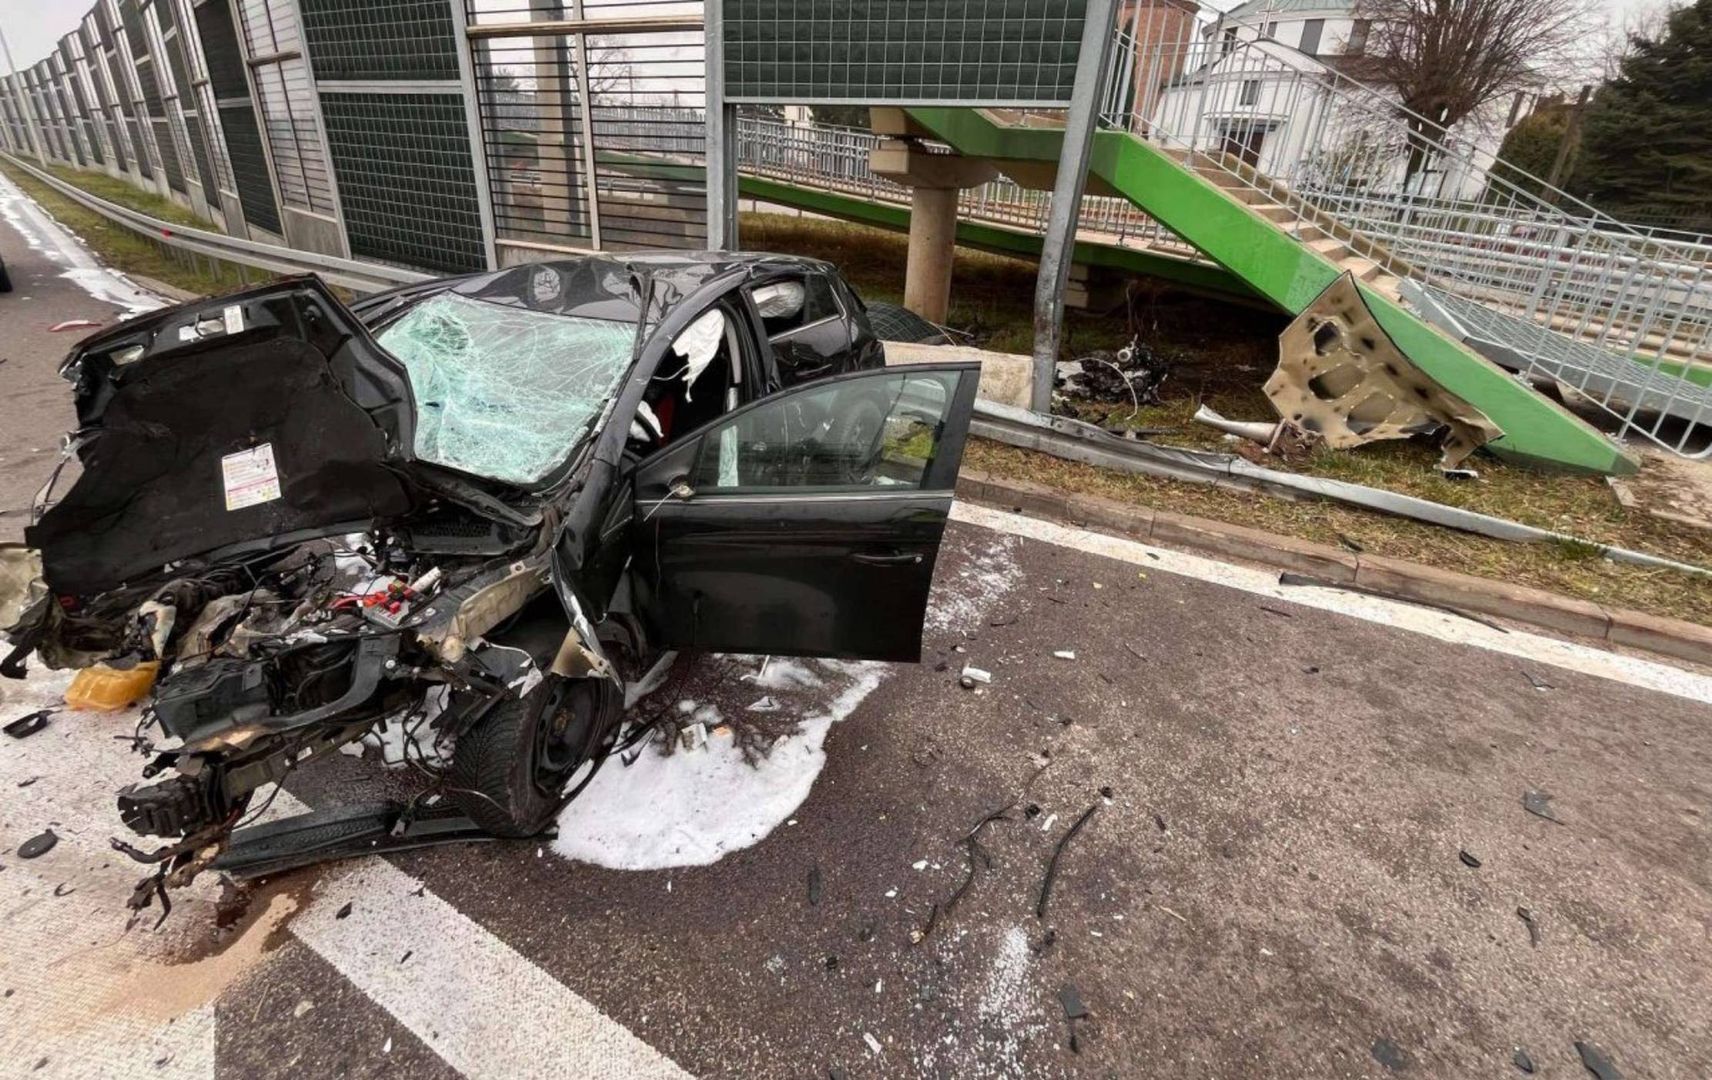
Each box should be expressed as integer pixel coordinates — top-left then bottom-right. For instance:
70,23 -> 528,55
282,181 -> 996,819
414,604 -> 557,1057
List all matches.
690,370 -> 957,492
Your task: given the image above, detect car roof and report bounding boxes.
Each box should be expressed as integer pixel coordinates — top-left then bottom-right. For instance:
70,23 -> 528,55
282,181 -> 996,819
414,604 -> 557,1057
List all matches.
441,250 -> 833,323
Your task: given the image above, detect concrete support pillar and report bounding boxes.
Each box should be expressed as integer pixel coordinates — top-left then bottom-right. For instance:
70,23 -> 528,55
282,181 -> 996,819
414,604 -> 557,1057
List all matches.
870,132 -> 998,326
905,186 -> 958,324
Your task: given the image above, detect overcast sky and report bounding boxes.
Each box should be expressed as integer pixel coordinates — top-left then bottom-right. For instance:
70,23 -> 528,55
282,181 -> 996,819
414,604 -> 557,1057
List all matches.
0,0 -> 1668,79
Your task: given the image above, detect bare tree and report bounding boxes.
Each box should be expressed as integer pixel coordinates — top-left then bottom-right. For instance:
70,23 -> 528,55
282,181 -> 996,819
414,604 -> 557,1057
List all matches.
1354,0 -> 1599,179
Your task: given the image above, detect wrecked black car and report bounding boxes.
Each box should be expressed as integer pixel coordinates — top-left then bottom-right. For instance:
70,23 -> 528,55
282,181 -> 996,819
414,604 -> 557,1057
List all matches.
1,252 -> 978,914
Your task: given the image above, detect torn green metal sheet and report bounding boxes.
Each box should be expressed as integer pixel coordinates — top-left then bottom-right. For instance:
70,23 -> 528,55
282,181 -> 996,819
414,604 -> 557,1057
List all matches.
904,107 -> 1639,475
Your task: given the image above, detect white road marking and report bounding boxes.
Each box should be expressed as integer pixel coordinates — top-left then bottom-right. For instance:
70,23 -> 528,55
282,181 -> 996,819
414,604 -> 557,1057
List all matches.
954,501 -> 1712,704
285,823 -> 692,1080
0,169 -> 165,316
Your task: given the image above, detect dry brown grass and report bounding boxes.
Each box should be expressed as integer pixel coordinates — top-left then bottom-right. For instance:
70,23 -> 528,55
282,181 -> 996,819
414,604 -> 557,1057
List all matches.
966,439 -> 1712,627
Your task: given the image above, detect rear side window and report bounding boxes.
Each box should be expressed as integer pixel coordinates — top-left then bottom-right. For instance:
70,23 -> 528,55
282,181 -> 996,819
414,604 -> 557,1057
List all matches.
752,274 -> 840,338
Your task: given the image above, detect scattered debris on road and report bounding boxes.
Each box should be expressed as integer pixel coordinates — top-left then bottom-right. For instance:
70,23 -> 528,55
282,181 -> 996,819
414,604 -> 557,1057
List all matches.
1575,1040 -> 1623,1079
17,829 -> 57,859
960,666 -> 993,687
1052,650 -> 1076,660
1459,849 -> 1483,868
1059,983 -> 1091,1052
1522,670 -> 1555,692
807,863 -> 823,907
1523,791 -> 1562,824
1513,1046 -> 1536,1073
1517,906 -> 1542,947
1370,1037 -> 1408,1071
4,708 -> 52,738
1037,802 -> 1100,919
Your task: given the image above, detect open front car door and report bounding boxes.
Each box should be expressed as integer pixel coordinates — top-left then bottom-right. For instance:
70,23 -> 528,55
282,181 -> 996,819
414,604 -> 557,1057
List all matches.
630,363 -> 980,662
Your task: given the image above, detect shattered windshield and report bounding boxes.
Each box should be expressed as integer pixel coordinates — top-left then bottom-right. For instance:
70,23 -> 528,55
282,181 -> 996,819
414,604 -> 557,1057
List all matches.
377,293 -> 635,485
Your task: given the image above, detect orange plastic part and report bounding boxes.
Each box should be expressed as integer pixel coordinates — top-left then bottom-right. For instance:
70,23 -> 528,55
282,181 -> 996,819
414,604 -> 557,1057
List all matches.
63,661 -> 160,711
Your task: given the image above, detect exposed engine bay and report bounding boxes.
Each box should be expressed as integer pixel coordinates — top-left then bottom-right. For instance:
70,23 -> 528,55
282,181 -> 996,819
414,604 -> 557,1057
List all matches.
6,515 -> 626,919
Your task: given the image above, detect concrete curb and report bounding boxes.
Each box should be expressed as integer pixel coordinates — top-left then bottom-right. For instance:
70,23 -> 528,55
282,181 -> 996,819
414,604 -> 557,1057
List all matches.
956,469 -> 1712,666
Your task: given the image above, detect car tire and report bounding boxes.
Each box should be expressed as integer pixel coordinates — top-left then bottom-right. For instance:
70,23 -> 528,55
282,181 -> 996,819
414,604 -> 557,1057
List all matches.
0,259 -> 12,293
449,677 -> 614,837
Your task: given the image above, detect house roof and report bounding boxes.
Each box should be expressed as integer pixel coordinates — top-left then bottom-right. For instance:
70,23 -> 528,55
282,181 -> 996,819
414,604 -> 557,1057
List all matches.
1226,0 -> 1359,19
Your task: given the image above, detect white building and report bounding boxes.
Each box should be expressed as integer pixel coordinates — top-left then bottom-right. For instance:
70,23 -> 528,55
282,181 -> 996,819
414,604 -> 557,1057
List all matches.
1141,0 -> 1544,201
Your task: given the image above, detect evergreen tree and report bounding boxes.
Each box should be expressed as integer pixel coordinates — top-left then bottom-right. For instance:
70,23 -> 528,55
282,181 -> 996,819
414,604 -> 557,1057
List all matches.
1487,105 -> 1575,201
1572,0 -> 1712,229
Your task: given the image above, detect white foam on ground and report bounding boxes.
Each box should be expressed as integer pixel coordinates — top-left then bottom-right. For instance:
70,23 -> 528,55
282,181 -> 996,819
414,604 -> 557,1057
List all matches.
0,168 -> 166,316
554,530 -> 1024,871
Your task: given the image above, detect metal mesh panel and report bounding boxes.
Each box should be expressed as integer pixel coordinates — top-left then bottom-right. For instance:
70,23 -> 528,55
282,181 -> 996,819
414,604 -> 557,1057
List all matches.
196,0 -> 251,100
218,103 -> 281,232
251,58 -> 335,213
586,30 -> 707,250
300,0 -> 461,81
319,92 -> 486,273
724,0 -> 1088,106
127,117 -> 153,177
473,34 -> 594,249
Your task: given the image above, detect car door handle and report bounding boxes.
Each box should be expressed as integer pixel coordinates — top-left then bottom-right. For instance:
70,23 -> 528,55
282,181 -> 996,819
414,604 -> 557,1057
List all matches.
851,550 -> 923,566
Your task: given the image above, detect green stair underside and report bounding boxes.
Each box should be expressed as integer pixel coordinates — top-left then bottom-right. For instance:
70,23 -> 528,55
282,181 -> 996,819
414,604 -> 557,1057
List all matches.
903,108 -> 1637,475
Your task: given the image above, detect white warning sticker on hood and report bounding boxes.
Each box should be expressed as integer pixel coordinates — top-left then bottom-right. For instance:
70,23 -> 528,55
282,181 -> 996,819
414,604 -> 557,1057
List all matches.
221,443 -> 281,511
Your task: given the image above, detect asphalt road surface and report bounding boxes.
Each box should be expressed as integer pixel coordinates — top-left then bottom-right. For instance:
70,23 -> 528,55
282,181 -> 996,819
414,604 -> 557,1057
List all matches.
3,175 -> 1712,1080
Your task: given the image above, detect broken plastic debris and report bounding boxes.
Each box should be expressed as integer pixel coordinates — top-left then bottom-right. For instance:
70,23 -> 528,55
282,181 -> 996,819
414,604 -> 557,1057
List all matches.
1053,650 -> 1076,660
1513,1047 -> 1535,1073
1458,849 -> 1482,868
747,696 -> 779,712
1522,791 -> 1562,824
680,722 -> 708,751
862,1032 -> 883,1056
4,709 -> 52,739
1058,984 -> 1090,1020
1574,1041 -> 1622,1080
1370,1038 -> 1407,1072
960,665 -> 992,684
18,830 -> 58,859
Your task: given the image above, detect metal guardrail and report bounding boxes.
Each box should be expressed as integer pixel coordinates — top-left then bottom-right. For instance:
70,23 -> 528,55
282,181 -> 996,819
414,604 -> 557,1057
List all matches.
0,151 -> 430,296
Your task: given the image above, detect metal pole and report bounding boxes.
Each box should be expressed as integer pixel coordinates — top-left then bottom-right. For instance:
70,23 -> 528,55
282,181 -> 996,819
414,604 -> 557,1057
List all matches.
1031,0 -> 1119,413
568,0 -> 604,249
451,1 -> 502,269
704,0 -> 737,250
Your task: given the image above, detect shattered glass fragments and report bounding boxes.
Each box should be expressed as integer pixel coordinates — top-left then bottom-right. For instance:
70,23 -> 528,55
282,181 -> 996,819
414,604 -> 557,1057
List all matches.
378,294 -> 636,485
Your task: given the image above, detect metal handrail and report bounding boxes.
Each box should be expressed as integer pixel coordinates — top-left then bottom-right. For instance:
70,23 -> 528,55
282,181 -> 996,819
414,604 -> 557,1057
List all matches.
0,151 -> 430,294
1098,13 -> 1712,456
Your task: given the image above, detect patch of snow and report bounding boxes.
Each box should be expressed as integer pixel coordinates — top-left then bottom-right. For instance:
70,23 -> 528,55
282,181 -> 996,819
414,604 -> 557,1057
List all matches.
553,659 -> 887,869
553,527 -> 1022,871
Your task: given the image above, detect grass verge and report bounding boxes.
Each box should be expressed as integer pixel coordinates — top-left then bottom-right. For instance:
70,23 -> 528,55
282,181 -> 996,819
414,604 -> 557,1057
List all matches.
745,211 -> 1712,625
0,158 -> 247,297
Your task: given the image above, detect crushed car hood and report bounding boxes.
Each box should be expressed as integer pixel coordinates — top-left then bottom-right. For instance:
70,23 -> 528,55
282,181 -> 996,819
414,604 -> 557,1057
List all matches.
28,279 -> 419,594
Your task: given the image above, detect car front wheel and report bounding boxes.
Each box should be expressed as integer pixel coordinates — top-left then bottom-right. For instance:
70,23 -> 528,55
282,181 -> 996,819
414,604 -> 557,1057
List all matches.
449,675 -> 617,836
